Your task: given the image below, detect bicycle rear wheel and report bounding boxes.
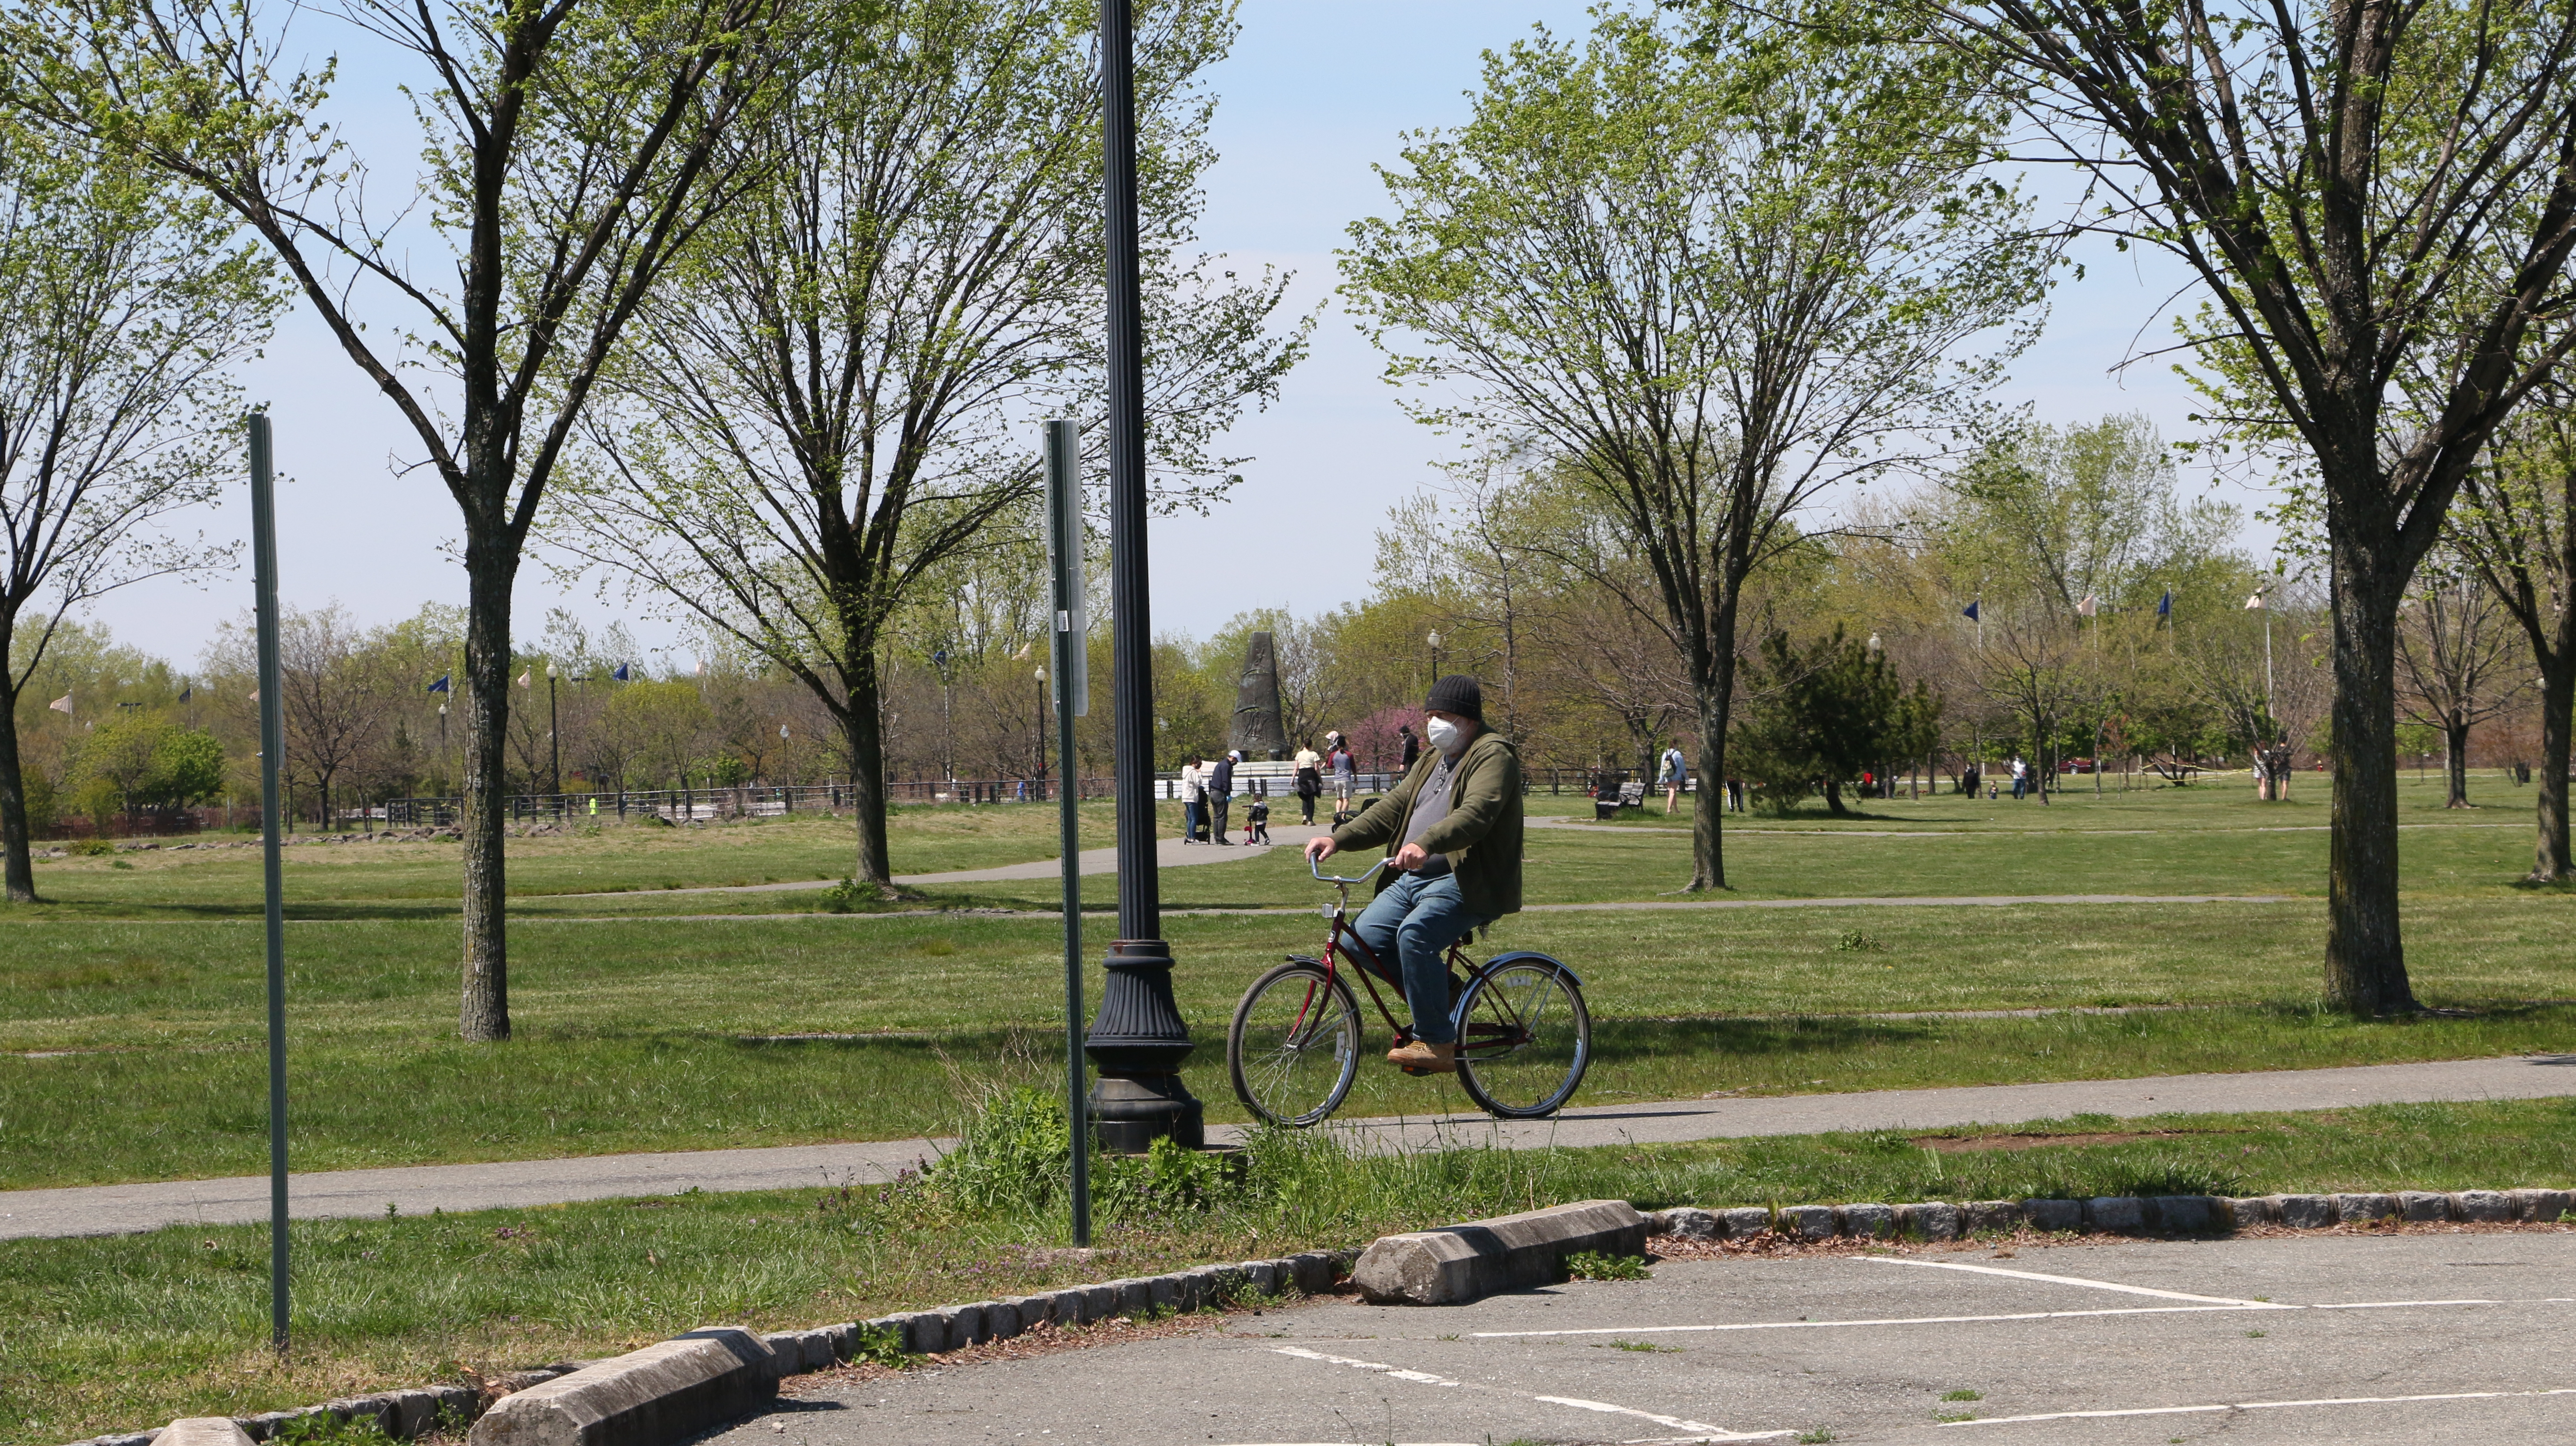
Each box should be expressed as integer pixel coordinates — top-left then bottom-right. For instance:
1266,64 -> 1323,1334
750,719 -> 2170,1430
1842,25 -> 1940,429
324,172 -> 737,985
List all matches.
1229,959 -> 1362,1127
1453,954 -> 1590,1119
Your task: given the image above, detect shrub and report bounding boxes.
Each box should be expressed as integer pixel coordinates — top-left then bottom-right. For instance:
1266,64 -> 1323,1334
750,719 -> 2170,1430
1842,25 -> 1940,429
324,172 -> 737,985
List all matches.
1564,1250 -> 1650,1280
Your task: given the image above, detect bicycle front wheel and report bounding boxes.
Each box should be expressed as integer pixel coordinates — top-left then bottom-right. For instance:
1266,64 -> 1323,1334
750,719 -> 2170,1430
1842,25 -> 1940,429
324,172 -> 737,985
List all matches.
1453,955 -> 1591,1119
1229,959 -> 1362,1127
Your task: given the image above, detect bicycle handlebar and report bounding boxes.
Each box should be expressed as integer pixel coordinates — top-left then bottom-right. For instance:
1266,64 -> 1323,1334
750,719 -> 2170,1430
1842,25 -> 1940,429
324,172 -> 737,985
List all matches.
1310,854 -> 1387,887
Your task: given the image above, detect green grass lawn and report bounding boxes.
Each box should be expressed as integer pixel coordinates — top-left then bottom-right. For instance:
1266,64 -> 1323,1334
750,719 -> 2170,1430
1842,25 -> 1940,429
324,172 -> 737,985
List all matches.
3,777 -> 2571,1188
9,1093 -> 2574,1446
4,803 -> 1122,919
8,893 -> 2576,1187
7,774 -> 2576,1437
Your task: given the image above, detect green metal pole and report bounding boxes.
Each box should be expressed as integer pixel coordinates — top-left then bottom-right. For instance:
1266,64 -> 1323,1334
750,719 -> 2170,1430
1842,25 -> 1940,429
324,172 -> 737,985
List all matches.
1046,418 -> 1090,1245
249,412 -> 289,1353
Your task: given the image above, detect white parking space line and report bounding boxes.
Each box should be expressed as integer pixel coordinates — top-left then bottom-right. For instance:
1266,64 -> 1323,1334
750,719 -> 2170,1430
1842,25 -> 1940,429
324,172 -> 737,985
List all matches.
1269,1345 -> 1792,1441
1854,1253 -> 2284,1306
1468,1295 -> 2576,1339
1938,1387 -> 2576,1427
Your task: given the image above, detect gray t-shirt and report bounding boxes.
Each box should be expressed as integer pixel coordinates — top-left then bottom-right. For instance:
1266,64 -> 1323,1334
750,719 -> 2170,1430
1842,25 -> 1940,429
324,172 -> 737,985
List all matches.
1401,754 -> 1457,877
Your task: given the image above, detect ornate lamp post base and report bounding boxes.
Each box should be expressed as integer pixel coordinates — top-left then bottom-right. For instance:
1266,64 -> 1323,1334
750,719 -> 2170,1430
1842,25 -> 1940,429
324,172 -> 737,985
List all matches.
1083,938 -> 1204,1152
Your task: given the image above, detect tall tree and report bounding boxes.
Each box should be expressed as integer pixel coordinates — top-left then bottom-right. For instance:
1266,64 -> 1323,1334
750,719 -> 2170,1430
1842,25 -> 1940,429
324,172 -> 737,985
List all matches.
0,129 -> 273,903
2455,383 -> 2576,876
1930,0 -> 2576,1011
1343,7 -> 2045,892
1732,624 -> 1940,815
6,0 -> 805,1034
2396,553 -> 2527,808
549,0 -> 1303,897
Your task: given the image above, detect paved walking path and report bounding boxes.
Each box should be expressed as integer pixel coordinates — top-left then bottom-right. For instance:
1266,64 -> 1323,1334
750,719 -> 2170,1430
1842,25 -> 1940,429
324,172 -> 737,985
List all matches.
548,892 -> 2300,922
6,1053 -> 2567,1242
548,825 -> 1335,896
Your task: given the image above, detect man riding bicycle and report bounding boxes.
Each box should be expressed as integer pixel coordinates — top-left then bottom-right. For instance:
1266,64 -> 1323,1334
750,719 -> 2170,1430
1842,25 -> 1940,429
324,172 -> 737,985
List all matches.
1304,675 -> 1522,1074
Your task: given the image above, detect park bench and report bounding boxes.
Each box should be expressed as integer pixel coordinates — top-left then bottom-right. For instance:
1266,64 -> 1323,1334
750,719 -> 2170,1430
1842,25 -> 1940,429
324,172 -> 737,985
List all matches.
1594,779 -> 1647,820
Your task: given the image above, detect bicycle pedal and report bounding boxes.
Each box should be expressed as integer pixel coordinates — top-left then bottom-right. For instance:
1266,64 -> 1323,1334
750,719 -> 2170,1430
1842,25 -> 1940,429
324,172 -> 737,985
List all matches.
1398,1065 -> 1432,1077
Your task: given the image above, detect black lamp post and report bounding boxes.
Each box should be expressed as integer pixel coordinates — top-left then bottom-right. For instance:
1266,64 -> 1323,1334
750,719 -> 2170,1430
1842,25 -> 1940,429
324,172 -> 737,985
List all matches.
1082,0 -> 1201,1154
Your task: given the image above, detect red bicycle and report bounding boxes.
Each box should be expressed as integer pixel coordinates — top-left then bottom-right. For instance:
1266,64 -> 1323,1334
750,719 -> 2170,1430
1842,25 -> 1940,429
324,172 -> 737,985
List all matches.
1225,858 -> 1592,1126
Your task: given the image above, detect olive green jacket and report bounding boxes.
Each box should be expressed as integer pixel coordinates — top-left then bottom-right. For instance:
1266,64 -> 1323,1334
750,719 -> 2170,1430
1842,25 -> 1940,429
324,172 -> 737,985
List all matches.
1329,730 -> 1523,918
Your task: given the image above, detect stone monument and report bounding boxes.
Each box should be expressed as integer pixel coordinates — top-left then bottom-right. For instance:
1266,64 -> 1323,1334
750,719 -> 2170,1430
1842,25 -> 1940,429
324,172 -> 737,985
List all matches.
1228,631 -> 1290,760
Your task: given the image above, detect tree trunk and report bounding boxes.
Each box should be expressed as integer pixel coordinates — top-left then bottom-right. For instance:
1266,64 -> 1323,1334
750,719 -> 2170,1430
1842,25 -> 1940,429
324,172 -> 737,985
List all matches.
0,666 -> 36,904
1822,778 -> 1847,816
842,645 -> 896,894
1687,643 -> 1734,892
2533,656 -> 2574,880
2325,557 -> 2419,1016
2443,715 -> 2472,808
459,542 -> 515,1042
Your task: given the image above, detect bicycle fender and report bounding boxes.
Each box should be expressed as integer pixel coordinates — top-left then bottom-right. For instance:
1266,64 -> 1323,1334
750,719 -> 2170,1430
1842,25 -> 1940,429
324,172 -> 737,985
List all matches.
1481,949 -> 1580,987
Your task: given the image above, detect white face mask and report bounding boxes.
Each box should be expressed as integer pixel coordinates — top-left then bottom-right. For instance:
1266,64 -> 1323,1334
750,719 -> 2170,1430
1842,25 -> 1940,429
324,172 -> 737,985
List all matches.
1425,715 -> 1468,756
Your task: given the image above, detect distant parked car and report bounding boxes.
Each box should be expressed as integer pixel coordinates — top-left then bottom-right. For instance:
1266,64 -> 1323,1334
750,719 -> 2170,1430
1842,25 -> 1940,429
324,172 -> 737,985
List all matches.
2059,757 -> 2098,774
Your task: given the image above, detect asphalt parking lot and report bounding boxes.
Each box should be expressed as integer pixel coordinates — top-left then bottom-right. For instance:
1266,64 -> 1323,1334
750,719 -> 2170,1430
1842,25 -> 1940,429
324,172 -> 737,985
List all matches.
722,1228 -> 2576,1445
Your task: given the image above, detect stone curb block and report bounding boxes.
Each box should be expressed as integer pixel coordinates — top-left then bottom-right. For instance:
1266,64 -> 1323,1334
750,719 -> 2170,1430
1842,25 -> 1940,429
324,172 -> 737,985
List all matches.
72,1249 -> 1360,1446
157,1422 -> 252,1446
868,1249 -> 1350,1356
465,1328 -> 775,1446
1643,1186 -> 2575,1245
1352,1199 -> 1649,1306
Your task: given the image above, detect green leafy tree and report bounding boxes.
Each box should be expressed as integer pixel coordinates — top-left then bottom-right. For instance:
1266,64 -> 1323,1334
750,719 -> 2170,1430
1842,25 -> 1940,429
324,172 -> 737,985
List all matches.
0,127 -> 273,902
2455,386 -> 2576,876
5,0 -> 807,1033
1343,6 -> 2046,891
69,714 -> 224,823
550,0 -> 1305,898
1924,0 -> 2576,1010
1731,626 -> 1939,816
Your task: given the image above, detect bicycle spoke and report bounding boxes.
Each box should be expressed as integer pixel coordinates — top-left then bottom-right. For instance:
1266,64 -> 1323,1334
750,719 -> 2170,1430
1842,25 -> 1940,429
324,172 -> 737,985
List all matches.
1229,962 -> 1360,1127
1456,960 -> 1590,1118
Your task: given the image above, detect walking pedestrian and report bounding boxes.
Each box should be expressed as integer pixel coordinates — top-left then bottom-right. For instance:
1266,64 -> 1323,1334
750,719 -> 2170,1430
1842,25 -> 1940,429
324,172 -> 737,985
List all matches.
1179,755 -> 1206,843
1210,750 -> 1238,845
1658,744 -> 1688,814
2010,755 -> 2028,801
1398,724 -> 1421,774
1293,742 -> 1322,825
1329,731 -> 1359,826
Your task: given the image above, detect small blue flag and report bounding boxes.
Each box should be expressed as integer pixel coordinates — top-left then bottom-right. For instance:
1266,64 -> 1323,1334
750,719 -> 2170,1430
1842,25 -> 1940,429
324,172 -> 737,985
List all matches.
427,674 -> 450,694
1962,601 -> 1980,621
2157,590 -> 2173,618
612,662 -> 631,682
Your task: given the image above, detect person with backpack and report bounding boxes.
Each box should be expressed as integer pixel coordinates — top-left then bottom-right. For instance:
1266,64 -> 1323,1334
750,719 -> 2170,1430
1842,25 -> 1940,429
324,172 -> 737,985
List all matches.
1658,744 -> 1688,814
1293,742 -> 1323,825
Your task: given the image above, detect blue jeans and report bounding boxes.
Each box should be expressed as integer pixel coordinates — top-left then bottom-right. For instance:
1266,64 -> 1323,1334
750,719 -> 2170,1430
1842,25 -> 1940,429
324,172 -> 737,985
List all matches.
1183,800 -> 1204,840
1351,868 -> 1494,1045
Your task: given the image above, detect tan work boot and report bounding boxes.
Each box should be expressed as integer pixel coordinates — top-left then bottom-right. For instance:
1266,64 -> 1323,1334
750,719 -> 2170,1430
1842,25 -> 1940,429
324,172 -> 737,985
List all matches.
1386,1038 -> 1457,1074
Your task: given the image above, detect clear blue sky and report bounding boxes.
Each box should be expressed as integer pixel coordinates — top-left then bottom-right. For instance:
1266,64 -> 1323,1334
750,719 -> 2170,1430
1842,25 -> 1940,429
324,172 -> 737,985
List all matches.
79,0 -> 2251,670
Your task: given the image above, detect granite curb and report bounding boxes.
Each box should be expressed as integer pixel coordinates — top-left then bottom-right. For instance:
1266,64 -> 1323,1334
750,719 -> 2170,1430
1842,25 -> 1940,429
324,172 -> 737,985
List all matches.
1645,1186 -> 2576,1243
56,1249 -> 1360,1446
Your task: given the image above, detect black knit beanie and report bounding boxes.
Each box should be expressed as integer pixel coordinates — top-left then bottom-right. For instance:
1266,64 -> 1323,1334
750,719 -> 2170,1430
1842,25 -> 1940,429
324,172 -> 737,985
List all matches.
1424,674 -> 1484,723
